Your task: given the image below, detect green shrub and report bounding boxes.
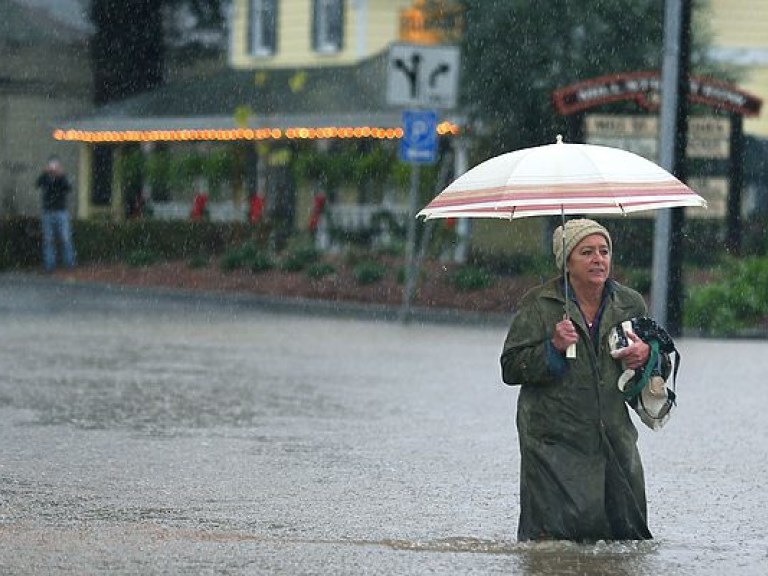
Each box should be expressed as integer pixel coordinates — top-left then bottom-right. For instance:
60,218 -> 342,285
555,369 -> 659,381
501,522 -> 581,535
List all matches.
353,260 -> 387,285
220,248 -> 247,271
220,241 -> 266,272
248,251 -> 275,273
450,266 -> 494,292
279,244 -> 319,272
685,283 -> 755,335
125,249 -> 159,267
220,250 -> 244,272
0,216 -> 40,269
187,253 -> 210,269
684,256 -> 768,335
71,219 -> 258,265
306,262 -> 336,279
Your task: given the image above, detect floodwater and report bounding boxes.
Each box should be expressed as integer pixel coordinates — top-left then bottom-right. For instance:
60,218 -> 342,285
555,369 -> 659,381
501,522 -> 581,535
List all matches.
0,276 -> 766,575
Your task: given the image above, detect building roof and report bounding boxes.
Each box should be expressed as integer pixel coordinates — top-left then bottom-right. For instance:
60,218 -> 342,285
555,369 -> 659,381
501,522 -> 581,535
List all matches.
54,51 -> 461,143
2,0 -> 91,44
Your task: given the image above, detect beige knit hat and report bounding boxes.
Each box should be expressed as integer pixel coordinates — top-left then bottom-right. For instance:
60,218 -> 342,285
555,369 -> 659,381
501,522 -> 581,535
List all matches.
552,218 -> 612,272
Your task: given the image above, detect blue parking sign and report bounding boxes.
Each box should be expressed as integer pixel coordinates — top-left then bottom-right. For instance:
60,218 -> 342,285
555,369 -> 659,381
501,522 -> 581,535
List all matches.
400,110 -> 438,164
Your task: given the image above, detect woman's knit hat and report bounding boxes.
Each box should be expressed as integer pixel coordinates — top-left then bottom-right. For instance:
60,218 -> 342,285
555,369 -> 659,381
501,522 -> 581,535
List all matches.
552,218 -> 612,271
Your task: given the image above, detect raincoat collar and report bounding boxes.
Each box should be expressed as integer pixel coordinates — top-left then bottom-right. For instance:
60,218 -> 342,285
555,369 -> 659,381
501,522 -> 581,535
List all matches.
543,276 -> 618,345
542,275 -> 618,306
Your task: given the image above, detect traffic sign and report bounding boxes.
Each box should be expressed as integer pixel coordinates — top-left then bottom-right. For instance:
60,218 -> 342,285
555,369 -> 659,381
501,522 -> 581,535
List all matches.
399,110 -> 438,164
387,44 -> 460,109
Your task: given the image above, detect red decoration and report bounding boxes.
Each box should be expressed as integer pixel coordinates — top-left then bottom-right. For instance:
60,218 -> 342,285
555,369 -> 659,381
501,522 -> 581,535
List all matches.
190,193 -> 209,221
249,194 -> 265,224
308,193 -> 327,233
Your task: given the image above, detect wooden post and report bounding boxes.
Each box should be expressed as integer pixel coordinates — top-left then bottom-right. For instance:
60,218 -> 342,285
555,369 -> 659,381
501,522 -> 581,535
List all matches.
77,143 -> 92,220
111,147 -> 125,222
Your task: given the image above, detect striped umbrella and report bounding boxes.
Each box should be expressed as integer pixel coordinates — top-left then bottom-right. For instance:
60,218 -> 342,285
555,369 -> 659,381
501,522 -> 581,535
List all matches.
418,135 -> 707,220
418,135 -> 707,358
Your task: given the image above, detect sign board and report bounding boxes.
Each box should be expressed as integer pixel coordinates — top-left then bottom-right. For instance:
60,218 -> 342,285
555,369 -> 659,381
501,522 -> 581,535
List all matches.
553,71 -> 762,117
399,109 -> 438,164
585,114 -> 731,161
387,43 -> 460,109
687,117 -> 731,158
585,115 -> 658,137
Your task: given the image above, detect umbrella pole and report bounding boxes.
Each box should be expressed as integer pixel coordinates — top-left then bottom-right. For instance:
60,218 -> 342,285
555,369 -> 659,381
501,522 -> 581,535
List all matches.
562,206 -> 576,359
562,206 -> 568,307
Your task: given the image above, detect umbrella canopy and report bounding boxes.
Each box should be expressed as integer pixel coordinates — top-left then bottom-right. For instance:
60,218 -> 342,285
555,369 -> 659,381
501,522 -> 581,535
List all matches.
418,136 -> 707,220
417,136 -> 707,358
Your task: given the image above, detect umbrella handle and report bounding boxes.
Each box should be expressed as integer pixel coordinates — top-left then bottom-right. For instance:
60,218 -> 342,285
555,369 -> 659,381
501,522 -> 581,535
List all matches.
562,207 -> 574,359
562,308 -> 576,359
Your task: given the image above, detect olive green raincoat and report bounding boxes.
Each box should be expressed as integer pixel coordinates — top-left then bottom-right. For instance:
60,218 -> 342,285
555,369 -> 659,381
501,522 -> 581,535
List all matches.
500,277 -> 652,542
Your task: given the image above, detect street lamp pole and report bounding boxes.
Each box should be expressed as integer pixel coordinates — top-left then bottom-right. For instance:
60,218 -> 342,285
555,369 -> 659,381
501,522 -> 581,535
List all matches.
652,0 -> 691,334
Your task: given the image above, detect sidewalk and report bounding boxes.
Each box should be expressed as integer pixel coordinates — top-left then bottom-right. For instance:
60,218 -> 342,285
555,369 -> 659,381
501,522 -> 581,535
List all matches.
1,271 -> 513,327
6,271 -> 765,339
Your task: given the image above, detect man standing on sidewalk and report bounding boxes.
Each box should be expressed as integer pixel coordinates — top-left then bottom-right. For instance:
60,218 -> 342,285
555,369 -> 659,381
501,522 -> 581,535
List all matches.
36,155 -> 76,272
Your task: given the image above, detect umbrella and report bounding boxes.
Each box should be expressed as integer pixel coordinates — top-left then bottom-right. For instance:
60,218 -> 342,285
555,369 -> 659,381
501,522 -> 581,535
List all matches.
418,135 -> 707,220
418,135 -> 707,356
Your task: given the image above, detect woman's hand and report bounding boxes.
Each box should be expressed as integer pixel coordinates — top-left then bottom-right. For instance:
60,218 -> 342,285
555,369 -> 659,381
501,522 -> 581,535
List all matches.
552,318 -> 579,353
610,331 -> 650,369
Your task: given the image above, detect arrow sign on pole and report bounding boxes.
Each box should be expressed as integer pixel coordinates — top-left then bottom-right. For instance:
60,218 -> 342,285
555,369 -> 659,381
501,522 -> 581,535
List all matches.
387,44 -> 460,109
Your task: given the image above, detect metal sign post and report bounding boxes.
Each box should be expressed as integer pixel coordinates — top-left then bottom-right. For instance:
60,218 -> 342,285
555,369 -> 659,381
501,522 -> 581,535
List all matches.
386,43 -> 459,322
399,110 -> 438,322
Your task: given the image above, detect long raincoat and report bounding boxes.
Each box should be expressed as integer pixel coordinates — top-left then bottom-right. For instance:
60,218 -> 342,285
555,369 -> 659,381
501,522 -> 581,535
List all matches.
500,277 -> 652,542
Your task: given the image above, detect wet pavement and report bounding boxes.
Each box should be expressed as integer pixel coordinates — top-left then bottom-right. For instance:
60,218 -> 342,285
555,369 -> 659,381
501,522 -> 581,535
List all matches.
1,275 -> 766,575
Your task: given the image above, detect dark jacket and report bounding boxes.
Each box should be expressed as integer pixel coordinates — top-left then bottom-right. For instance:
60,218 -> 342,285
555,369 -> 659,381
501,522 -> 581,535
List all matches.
37,172 -> 71,211
500,277 -> 652,542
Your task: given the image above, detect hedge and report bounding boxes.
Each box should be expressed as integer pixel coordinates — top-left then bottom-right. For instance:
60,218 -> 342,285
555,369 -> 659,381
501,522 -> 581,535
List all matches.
0,216 -> 268,270
2,214 -> 760,273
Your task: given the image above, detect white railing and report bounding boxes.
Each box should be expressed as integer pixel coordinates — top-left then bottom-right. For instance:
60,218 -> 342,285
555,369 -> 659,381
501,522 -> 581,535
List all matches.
149,201 -> 410,238
151,201 -> 245,222
328,203 -> 410,231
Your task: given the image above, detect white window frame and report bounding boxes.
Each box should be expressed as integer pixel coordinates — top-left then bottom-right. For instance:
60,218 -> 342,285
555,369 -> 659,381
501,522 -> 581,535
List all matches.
313,0 -> 343,54
249,0 -> 277,56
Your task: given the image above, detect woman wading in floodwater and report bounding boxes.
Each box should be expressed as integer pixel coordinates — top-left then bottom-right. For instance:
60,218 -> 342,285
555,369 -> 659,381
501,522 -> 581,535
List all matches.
500,219 -> 653,541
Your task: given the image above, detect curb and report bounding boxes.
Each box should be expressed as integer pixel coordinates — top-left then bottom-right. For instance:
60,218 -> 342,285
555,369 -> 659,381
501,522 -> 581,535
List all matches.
2,272 -> 512,328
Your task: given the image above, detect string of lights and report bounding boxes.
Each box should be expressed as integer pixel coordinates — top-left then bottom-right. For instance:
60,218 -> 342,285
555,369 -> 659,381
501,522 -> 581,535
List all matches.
54,122 -> 460,143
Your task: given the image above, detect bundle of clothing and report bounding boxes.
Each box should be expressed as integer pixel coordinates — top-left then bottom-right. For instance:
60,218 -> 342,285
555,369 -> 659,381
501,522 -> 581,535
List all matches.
609,316 -> 679,430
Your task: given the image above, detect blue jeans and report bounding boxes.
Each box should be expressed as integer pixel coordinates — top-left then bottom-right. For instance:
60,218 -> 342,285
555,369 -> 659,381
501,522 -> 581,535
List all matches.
41,210 -> 76,271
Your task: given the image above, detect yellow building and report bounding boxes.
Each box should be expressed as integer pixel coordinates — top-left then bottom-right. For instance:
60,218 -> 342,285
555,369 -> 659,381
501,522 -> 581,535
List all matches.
706,0 -> 768,136
228,0 -> 463,69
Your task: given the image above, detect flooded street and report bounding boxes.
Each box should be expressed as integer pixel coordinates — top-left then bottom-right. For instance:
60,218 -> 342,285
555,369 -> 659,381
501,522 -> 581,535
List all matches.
1,276 -> 766,575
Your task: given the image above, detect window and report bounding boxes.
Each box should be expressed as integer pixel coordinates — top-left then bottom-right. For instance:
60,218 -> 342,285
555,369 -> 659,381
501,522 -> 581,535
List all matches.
313,0 -> 344,54
249,0 -> 277,56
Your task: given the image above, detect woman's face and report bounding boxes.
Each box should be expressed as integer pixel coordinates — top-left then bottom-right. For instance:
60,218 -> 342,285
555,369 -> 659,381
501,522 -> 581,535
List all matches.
567,233 -> 611,288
